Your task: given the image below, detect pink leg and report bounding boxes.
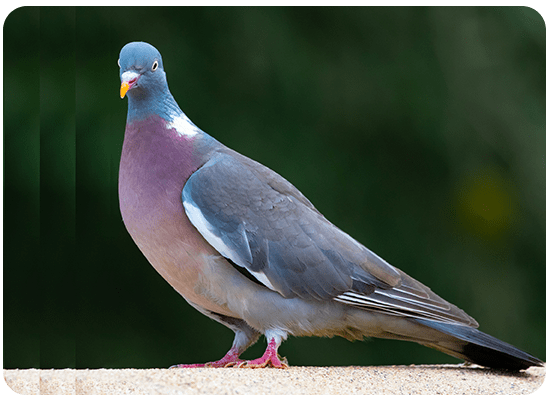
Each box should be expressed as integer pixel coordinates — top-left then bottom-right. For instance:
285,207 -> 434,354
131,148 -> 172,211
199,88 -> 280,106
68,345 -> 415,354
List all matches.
237,337 -> 288,369
170,346 -> 244,368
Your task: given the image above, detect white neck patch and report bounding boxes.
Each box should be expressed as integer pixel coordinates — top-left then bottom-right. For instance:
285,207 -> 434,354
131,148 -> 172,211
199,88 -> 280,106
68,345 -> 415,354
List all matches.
166,114 -> 201,138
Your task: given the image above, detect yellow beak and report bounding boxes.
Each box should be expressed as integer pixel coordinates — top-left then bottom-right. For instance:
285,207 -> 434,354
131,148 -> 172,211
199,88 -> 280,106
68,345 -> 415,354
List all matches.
120,81 -> 130,99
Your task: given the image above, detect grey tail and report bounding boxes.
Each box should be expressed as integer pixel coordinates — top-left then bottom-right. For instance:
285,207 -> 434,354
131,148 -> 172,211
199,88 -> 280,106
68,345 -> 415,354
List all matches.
415,319 -> 544,371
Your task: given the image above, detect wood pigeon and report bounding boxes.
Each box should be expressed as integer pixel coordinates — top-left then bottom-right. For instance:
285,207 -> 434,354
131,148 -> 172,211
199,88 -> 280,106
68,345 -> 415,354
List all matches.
118,41 -> 543,370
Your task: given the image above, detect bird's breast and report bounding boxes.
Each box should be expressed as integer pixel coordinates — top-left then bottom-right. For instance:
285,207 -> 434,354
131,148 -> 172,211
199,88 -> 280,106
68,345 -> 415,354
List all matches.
118,115 -> 228,312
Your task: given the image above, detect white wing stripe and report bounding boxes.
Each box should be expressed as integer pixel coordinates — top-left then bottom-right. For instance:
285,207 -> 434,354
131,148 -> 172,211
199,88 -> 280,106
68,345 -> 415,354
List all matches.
336,297 -> 459,323
373,289 -> 451,310
335,291 -> 462,324
249,270 -> 277,291
339,290 -> 448,311
183,200 -> 247,266
184,198 -> 278,292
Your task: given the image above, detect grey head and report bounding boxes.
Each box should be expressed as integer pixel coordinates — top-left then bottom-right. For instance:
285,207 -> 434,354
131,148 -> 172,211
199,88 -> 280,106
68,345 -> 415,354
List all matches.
119,41 -> 178,122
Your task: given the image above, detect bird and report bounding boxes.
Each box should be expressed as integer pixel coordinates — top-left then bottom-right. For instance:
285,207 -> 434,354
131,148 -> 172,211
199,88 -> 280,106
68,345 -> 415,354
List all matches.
118,41 -> 543,371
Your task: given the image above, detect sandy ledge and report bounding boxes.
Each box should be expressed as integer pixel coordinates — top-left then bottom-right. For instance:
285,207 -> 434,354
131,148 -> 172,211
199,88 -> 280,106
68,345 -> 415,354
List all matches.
3,364 -> 545,395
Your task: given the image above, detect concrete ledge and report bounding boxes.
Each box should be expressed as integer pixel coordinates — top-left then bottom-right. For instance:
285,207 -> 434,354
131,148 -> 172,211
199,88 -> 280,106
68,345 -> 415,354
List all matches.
3,364 -> 545,395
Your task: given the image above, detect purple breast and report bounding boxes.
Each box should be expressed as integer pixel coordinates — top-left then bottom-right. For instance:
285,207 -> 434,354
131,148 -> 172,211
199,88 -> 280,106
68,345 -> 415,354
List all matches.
118,114 -> 211,299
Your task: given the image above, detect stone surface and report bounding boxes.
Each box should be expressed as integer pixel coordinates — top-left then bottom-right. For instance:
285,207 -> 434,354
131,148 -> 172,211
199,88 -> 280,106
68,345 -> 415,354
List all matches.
3,365 -> 546,395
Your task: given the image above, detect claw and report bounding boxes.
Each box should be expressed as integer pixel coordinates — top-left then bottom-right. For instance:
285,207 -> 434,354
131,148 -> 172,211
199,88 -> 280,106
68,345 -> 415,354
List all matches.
171,334 -> 288,369
237,338 -> 289,369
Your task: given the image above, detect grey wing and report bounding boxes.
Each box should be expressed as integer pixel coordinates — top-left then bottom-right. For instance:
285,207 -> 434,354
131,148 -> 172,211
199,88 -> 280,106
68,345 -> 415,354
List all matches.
182,150 -> 478,327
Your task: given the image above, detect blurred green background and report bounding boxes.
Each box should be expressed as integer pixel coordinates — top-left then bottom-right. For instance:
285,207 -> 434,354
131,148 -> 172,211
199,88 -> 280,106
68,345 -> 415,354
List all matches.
3,6 -> 545,369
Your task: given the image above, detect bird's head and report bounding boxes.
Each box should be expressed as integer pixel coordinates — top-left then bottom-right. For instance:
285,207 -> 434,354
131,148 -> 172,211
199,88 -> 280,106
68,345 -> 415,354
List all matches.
119,41 -> 167,100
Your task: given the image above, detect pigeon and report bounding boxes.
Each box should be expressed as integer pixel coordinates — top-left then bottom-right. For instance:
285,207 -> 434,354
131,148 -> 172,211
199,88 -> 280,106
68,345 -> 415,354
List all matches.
118,41 -> 543,370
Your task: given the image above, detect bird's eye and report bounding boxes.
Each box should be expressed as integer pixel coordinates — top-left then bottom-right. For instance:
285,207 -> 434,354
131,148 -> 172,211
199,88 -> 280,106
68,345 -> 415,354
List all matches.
117,59 -> 121,68
152,60 -> 159,71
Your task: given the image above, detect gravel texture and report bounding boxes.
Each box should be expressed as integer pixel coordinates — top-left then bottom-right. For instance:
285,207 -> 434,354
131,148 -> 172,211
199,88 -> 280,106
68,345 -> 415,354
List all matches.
3,364 -> 545,395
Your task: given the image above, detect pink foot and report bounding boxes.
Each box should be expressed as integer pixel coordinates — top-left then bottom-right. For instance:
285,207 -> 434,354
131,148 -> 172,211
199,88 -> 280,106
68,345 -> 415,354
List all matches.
170,346 -> 243,368
238,338 -> 288,369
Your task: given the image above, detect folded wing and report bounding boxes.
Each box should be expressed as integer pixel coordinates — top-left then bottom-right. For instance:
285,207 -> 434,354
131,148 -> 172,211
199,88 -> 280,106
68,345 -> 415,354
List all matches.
182,149 -> 477,327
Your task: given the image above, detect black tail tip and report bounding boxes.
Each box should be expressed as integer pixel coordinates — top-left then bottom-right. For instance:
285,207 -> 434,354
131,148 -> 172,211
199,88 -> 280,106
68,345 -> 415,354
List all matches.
416,319 -> 544,371
461,342 -> 544,371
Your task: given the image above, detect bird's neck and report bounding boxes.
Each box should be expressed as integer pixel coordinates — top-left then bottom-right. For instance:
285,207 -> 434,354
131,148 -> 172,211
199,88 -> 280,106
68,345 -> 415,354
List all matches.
127,88 -> 183,124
